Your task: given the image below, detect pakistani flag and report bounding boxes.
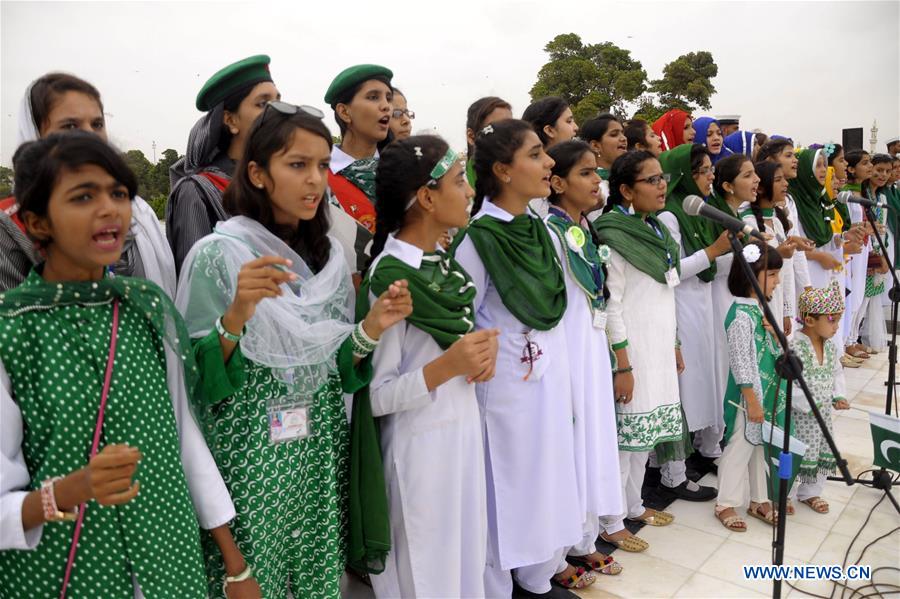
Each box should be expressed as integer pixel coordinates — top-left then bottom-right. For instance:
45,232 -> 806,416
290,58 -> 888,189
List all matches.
761,422 -> 808,502
869,412 -> 900,473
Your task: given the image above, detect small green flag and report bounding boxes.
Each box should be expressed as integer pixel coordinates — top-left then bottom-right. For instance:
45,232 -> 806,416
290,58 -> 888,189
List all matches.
762,422 -> 808,502
869,412 -> 900,473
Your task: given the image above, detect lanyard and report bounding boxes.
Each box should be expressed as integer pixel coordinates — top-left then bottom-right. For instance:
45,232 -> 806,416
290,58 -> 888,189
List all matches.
549,206 -> 606,294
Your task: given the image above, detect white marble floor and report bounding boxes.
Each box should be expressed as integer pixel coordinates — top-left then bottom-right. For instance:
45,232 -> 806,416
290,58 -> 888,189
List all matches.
575,352 -> 900,599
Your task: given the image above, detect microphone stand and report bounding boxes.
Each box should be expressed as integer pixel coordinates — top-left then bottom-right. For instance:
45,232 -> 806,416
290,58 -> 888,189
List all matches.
726,231 -> 854,599
825,205 -> 900,514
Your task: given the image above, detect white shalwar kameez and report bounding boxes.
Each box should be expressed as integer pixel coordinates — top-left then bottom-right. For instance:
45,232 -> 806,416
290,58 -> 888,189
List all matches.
367,236 -> 488,599
545,217 -> 624,565
455,201 -> 582,597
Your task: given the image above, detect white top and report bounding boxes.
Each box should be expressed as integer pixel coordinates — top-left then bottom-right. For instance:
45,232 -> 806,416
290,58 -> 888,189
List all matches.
545,216 -> 623,520
657,211 -> 721,432
454,199 -> 581,570
367,235 -> 487,599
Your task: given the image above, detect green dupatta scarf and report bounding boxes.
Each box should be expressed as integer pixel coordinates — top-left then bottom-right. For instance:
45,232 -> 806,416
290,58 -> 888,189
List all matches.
464,210 -> 567,331
546,207 -> 606,311
592,207 -> 681,285
0,270 -> 198,393
789,149 -> 837,247
658,144 -> 718,282
360,250 -> 476,350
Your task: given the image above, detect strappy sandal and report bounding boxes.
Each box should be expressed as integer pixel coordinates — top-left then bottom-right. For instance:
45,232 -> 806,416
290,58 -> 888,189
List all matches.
840,355 -> 862,368
747,502 -> 778,526
600,532 -> 649,552
846,345 -> 870,359
553,566 -> 597,589
569,553 -> 623,575
715,506 -> 747,532
627,509 -> 675,527
801,497 -> 830,513
786,499 -> 795,515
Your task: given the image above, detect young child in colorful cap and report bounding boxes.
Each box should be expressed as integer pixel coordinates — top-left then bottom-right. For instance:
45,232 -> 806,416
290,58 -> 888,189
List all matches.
787,281 -> 850,515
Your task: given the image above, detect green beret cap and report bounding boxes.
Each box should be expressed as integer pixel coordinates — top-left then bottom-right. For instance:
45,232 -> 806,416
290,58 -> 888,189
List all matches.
195,54 -> 273,112
324,64 -> 393,108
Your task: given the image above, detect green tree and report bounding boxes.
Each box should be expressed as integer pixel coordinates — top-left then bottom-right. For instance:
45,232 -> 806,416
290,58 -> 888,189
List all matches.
631,96 -> 667,124
0,166 -> 13,197
530,34 -> 648,123
147,148 -> 181,219
650,51 -> 718,112
123,150 -> 153,195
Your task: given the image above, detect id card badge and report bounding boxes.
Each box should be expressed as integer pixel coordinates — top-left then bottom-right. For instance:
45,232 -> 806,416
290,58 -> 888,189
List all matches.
665,268 -> 680,288
592,307 -> 608,330
267,398 -> 313,444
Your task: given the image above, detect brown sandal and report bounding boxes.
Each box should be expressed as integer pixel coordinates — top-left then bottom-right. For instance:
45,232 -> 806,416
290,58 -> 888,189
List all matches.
553,566 -> 597,589
715,506 -> 747,532
801,497 -> 829,513
747,501 -> 778,526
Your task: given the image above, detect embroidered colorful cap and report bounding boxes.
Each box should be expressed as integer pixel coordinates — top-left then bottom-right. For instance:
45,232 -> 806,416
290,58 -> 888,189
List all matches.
324,64 -> 393,107
798,280 -> 845,316
196,54 -> 273,112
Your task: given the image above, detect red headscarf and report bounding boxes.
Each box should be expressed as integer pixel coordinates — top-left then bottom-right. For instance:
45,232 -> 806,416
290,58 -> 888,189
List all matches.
652,109 -> 691,152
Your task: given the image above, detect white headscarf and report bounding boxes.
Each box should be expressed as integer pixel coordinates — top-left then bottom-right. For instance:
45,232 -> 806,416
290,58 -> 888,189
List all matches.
16,80 -> 41,145
14,75 -> 177,298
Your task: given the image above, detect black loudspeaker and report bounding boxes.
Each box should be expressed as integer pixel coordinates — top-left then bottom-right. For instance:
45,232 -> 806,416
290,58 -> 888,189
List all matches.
843,127 -> 864,151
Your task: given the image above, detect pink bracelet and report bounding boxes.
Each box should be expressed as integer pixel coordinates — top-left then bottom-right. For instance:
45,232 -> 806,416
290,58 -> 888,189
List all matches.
40,477 -> 77,522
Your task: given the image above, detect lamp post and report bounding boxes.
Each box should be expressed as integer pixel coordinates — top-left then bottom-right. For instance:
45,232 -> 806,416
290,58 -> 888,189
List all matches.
870,120 -> 878,154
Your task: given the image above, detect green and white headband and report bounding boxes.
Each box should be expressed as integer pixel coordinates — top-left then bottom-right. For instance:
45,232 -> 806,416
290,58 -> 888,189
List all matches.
406,147 -> 461,210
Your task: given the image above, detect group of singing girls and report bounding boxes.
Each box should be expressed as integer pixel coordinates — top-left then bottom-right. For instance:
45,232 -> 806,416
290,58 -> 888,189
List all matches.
1,52 -> 899,599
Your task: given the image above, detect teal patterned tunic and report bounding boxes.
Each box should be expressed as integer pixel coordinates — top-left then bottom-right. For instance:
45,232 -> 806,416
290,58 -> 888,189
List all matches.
722,298 -> 785,444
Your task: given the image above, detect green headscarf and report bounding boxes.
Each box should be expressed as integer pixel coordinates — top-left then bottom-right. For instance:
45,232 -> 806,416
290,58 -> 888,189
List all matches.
789,149 -> 835,247
658,144 -> 718,282
593,208 -> 681,285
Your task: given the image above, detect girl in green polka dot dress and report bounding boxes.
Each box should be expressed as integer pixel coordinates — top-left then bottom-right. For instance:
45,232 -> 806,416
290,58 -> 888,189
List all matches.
175,103 -> 412,598
0,133 -> 243,598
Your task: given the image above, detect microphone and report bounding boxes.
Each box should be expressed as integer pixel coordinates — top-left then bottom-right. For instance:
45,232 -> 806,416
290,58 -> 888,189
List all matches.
682,195 -> 765,240
835,191 -> 887,209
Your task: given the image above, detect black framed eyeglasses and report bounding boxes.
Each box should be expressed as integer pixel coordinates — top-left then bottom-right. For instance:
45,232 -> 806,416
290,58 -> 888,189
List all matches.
391,108 -> 415,120
635,173 -> 671,186
262,100 -> 325,121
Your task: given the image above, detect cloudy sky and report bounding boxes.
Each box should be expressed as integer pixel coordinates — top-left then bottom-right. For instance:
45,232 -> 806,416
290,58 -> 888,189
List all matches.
2,0 -> 898,166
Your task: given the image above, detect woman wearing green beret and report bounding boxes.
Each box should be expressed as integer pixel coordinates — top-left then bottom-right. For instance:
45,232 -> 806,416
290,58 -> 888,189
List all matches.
323,64 -> 393,276
167,55 -> 280,274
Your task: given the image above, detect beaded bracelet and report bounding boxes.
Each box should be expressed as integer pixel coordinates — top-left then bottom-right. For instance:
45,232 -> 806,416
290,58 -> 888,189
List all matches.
351,323 -> 379,358
41,477 -> 77,522
613,366 -> 633,375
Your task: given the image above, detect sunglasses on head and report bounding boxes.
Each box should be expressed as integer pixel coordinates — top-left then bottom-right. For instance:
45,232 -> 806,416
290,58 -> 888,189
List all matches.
262,100 -> 325,122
